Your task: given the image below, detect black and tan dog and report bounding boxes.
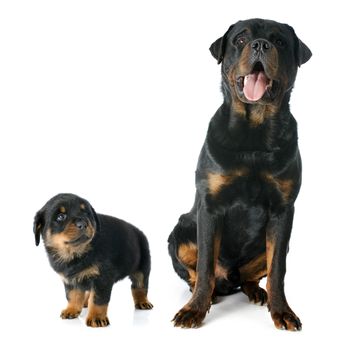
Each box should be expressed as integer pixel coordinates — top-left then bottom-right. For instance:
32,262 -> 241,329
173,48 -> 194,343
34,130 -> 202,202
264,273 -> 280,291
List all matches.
168,19 -> 311,330
34,193 -> 153,327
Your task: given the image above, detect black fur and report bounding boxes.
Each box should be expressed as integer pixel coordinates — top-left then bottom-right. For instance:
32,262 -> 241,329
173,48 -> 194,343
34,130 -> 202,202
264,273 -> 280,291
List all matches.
168,18 -> 311,330
34,193 -> 153,327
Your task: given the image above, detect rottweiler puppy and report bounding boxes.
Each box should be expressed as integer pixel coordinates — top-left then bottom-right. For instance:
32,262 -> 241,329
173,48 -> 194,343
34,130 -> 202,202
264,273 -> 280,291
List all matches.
168,18 -> 311,330
34,193 -> 153,327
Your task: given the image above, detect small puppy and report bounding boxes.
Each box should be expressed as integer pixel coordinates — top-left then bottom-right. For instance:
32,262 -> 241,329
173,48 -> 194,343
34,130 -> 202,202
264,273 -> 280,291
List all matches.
33,193 -> 153,327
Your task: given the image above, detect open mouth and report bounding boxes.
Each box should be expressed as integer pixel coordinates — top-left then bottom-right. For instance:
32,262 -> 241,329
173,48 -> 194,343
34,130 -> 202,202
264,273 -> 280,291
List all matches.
236,62 -> 278,102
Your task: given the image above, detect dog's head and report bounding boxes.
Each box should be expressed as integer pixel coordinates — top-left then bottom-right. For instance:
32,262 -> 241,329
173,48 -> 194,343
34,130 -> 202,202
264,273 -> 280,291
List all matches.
33,193 -> 99,259
210,19 -> 311,107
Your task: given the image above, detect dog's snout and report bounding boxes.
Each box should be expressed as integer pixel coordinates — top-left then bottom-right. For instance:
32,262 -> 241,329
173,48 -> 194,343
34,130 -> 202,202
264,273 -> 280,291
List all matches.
251,39 -> 271,53
75,218 -> 87,230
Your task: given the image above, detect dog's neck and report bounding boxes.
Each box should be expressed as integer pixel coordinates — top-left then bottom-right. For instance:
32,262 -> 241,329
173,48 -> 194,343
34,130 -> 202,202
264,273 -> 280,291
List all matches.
221,77 -> 293,127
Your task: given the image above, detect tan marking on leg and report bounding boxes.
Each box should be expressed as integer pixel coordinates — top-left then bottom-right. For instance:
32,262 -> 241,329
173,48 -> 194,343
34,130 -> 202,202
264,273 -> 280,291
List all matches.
86,291 -> 110,327
266,239 -> 275,297
60,289 -> 85,319
239,252 -> 267,282
178,242 -> 197,268
132,288 -> 153,310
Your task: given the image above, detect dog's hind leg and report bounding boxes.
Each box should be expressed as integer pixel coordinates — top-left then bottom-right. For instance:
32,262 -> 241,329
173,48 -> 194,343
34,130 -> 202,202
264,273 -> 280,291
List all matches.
239,252 -> 268,305
130,271 -> 153,310
130,233 -> 153,310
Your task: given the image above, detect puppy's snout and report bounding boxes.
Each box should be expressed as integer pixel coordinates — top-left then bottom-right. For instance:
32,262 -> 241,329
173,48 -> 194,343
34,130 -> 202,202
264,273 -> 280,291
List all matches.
75,218 -> 88,230
251,39 -> 271,53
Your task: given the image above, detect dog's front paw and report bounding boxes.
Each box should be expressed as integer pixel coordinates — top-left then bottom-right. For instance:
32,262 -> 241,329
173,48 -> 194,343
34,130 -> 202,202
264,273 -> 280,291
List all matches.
172,304 -> 208,328
86,315 -> 110,327
270,307 -> 302,331
60,307 -> 81,319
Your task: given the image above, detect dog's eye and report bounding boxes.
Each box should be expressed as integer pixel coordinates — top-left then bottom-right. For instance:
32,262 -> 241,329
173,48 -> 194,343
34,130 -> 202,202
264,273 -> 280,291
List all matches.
56,213 -> 67,222
275,38 -> 285,47
235,36 -> 247,47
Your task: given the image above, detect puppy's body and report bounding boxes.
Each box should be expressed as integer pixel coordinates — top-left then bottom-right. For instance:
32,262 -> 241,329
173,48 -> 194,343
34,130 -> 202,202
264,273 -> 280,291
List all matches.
168,19 -> 311,330
34,193 -> 153,327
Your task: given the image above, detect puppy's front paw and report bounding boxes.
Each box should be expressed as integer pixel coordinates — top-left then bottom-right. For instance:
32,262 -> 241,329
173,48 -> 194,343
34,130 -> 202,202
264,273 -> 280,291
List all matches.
60,307 -> 81,319
86,315 -> 110,327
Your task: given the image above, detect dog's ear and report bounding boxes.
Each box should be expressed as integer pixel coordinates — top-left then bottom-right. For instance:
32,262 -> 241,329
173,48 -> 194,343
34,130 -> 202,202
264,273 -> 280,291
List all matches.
209,24 -> 235,64
33,210 -> 45,246
296,38 -> 312,66
289,26 -> 312,66
90,206 -> 101,233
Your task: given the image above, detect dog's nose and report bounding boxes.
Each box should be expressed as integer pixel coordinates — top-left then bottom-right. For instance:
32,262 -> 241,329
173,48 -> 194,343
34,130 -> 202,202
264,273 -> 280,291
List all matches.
75,219 -> 87,230
251,39 -> 271,53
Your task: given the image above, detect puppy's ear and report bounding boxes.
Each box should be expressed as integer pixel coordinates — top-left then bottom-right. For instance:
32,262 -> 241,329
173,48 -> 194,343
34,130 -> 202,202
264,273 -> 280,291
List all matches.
289,26 -> 312,66
209,24 -> 235,64
33,210 -> 45,246
90,206 -> 101,233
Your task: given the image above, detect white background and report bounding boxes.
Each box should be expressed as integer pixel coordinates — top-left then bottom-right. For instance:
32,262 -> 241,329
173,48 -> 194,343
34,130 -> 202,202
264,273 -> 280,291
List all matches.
0,0 -> 348,349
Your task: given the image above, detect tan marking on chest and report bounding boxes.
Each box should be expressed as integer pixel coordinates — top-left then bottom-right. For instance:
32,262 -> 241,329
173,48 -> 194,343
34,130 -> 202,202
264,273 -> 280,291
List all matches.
264,174 -> 294,202
45,226 -> 93,263
208,168 -> 248,196
249,104 -> 278,127
70,265 -> 100,284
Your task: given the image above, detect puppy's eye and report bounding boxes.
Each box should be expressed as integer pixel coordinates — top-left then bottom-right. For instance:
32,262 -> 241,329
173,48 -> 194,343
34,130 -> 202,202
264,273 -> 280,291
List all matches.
235,36 -> 247,46
56,213 -> 67,222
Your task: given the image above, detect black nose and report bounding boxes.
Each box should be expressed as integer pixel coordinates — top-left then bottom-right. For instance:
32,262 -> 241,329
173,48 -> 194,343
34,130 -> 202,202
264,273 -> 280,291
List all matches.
75,219 -> 87,230
251,39 -> 271,53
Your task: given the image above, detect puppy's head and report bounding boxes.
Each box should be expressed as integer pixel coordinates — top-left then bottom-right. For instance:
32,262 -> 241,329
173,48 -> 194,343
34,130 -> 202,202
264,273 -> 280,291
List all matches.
210,18 -> 311,107
33,193 -> 99,259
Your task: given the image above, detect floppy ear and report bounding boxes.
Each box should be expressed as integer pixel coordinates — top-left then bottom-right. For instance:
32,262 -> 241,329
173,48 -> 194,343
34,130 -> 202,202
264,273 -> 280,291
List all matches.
33,210 -> 45,246
209,24 -> 235,64
289,26 -> 312,67
90,206 -> 101,233
296,38 -> 312,66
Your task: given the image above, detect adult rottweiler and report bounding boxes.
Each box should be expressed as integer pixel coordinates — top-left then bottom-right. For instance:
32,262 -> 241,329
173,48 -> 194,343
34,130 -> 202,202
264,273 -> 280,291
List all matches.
34,193 -> 153,327
168,18 -> 311,330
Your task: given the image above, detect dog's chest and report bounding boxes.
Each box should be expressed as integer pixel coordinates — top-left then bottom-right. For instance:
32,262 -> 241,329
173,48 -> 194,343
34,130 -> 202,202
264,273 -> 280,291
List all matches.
204,168 -> 292,209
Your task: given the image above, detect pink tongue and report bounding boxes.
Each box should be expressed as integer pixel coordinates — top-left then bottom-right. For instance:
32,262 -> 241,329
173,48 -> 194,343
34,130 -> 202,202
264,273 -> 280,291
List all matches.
243,72 -> 268,101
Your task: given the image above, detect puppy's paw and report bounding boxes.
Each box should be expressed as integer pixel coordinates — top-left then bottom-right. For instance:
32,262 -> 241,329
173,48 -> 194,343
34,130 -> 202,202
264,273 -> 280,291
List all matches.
135,300 -> 153,310
132,288 -> 153,310
86,315 -> 110,327
60,307 -> 81,319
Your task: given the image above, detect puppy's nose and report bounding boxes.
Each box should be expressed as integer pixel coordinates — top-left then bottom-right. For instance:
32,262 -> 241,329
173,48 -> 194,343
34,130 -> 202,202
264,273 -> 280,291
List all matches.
75,219 -> 87,230
251,39 -> 271,52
